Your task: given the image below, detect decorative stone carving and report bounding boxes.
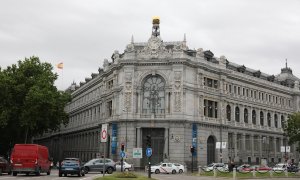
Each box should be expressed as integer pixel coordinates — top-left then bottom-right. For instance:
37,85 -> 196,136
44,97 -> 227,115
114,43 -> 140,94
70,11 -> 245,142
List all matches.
196,48 -> 204,58
112,50 -> 120,64
103,59 -> 109,71
124,72 -> 133,112
137,36 -> 172,59
253,70 -> 261,78
173,71 -> 182,112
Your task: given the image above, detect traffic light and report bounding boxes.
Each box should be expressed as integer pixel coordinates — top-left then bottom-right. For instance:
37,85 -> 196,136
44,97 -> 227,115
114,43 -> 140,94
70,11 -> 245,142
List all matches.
121,143 -> 125,151
190,146 -> 195,154
146,135 -> 151,147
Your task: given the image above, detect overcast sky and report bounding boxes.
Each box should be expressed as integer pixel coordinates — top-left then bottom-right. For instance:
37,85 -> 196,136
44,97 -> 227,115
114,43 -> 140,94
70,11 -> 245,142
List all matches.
1,0 -> 299,90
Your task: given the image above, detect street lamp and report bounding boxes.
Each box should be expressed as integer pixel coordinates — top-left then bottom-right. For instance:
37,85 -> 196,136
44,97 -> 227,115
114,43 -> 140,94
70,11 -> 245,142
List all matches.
123,108 -> 128,152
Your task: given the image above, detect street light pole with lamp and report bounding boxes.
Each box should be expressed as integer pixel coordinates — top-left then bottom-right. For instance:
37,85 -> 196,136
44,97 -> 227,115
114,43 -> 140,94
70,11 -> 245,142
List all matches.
123,107 -> 129,152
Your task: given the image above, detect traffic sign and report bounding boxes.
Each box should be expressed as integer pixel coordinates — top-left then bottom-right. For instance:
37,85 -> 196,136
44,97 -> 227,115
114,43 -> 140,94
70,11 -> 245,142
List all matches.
101,124 -> 108,142
133,148 -> 142,158
146,148 -> 152,157
120,151 -> 125,158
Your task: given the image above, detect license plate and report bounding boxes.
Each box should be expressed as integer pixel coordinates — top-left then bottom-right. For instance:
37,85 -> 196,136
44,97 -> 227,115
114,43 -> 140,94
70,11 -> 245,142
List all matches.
14,164 -> 22,166
66,168 -> 73,170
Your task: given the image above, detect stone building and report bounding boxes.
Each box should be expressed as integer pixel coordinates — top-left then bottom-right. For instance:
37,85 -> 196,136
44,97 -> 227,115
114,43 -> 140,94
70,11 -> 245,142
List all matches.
35,18 -> 300,168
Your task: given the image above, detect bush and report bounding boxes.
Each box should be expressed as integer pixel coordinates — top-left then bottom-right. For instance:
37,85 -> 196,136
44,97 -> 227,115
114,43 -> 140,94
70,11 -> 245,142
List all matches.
115,172 -> 138,178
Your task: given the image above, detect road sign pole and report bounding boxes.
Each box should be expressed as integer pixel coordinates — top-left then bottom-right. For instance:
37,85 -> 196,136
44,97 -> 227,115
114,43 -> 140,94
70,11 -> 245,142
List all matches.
148,156 -> 151,178
103,142 -> 106,177
121,157 -> 123,172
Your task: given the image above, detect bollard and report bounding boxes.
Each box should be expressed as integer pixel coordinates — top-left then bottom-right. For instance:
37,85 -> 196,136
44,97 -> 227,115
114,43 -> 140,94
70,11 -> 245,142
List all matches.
198,166 -> 202,174
214,167 -> 217,178
233,168 -> 236,180
269,170 -> 273,178
252,169 -> 256,177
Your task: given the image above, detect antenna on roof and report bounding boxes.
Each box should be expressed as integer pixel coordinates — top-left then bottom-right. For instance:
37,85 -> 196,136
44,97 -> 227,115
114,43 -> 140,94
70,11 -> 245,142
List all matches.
285,58 -> 288,68
183,33 -> 186,42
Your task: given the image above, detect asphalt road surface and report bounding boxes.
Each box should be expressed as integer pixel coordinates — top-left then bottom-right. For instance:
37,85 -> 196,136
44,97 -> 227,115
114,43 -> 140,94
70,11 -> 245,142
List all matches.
0,169 -> 105,180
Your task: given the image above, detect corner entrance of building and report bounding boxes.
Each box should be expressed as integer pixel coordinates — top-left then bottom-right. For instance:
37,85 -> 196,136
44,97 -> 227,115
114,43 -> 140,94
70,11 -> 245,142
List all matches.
207,136 -> 215,165
142,128 -> 164,167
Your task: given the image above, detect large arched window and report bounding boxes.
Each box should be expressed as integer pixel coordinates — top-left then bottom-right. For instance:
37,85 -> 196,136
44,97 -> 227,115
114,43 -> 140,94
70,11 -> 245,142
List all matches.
260,111 -> 264,126
226,105 -> 231,121
252,110 -> 256,124
142,75 -> 165,115
274,114 -> 278,128
267,113 -> 271,127
235,107 -> 240,122
244,108 -> 248,123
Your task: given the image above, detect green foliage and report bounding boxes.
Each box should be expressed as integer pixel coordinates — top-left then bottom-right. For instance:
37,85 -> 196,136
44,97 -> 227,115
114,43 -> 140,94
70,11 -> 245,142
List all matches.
0,56 -> 71,154
94,172 -> 157,180
285,112 -> 300,152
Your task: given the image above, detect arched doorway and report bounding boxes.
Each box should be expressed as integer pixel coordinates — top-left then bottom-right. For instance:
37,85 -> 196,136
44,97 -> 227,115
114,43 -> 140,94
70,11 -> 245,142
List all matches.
207,136 -> 215,165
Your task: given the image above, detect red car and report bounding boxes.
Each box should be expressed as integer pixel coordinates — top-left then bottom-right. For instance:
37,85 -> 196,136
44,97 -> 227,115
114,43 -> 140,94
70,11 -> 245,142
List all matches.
10,144 -> 51,176
0,156 -> 12,175
240,165 -> 272,172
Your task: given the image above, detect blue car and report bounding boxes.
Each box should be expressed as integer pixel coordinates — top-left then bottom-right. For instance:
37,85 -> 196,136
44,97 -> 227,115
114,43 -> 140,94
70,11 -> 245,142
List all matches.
59,158 -> 85,177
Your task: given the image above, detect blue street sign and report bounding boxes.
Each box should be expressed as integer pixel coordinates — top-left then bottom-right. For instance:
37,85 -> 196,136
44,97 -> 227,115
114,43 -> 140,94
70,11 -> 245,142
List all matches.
120,151 -> 125,158
146,148 -> 152,157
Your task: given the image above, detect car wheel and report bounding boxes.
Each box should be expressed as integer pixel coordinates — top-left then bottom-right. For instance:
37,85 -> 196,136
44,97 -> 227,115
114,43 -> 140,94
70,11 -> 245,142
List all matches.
64,173 -> 67,177
26,172 -> 29,176
125,168 -> 129,172
179,169 -> 183,174
8,171 -> 12,175
35,168 -> 41,176
155,169 -> 160,174
107,167 -> 113,174
0,168 -> 2,176
59,172 -> 62,177
172,170 -> 176,174
78,172 -> 81,177
84,167 -> 89,174
47,169 -> 51,175
13,172 -> 17,176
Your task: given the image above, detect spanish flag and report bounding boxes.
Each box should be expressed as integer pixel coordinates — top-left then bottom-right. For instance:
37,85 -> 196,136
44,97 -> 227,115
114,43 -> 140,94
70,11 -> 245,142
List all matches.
56,62 -> 63,69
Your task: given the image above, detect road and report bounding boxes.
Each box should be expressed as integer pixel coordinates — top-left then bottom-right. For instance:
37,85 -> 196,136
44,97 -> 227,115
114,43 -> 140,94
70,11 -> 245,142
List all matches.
1,170 -> 299,180
0,169 -> 105,180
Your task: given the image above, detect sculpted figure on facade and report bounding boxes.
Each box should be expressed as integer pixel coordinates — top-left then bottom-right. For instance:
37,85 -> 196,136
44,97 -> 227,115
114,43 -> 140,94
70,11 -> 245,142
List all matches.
124,72 -> 133,112
103,59 -> 109,71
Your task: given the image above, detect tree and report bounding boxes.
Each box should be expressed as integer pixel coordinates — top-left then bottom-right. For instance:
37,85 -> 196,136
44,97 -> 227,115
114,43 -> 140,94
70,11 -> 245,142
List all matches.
285,112 -> 300,153
0,56 -> 71,155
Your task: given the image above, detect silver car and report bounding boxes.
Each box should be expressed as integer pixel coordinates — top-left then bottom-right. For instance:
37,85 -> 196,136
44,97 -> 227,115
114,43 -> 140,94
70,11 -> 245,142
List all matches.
83,158 -> 116,174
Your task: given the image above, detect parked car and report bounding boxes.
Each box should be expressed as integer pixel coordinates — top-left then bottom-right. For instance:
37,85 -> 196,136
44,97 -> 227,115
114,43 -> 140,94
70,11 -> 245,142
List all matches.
10,144 -> 51,176
116,161 -> 134,171
0,156 -> 11,175
151,163 -> 178,174
84,158 -> 116,174
240,165 -> 272,172
237,164 -> 251,172
273,163 -> 287,172
287,164 -> 299,172
173,163 -> 185,173
59,158 -> 85,177
203,163 -> 225,171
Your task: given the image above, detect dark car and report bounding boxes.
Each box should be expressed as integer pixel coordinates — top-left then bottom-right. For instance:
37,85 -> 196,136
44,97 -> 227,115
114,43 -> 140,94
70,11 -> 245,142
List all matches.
287,164 -> 299,172
84,158 -> 116,174
0,156 -> 11,175
58,158 -> 85,177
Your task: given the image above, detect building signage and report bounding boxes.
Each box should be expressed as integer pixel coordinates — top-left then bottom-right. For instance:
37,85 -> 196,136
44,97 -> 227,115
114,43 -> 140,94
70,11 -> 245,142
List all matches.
101,124 -> 108,142
216,142 -> 227,149
192,123 -> 197,156
111,123 -> 117,154
281,146 -> 290,153
133,148 -> 143,158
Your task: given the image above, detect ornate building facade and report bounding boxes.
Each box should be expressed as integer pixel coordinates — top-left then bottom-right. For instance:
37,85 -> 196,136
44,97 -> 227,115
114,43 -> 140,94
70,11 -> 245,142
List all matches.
35,18 -> 300,168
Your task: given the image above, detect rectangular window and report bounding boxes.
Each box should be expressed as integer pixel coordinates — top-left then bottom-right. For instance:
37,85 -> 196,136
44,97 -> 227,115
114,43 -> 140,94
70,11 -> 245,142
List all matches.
204,99 -> 218,118
238,87 -> 240,95
229,85 -> 232,93
107,101 -> 112,117
234,86 -> 237,94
